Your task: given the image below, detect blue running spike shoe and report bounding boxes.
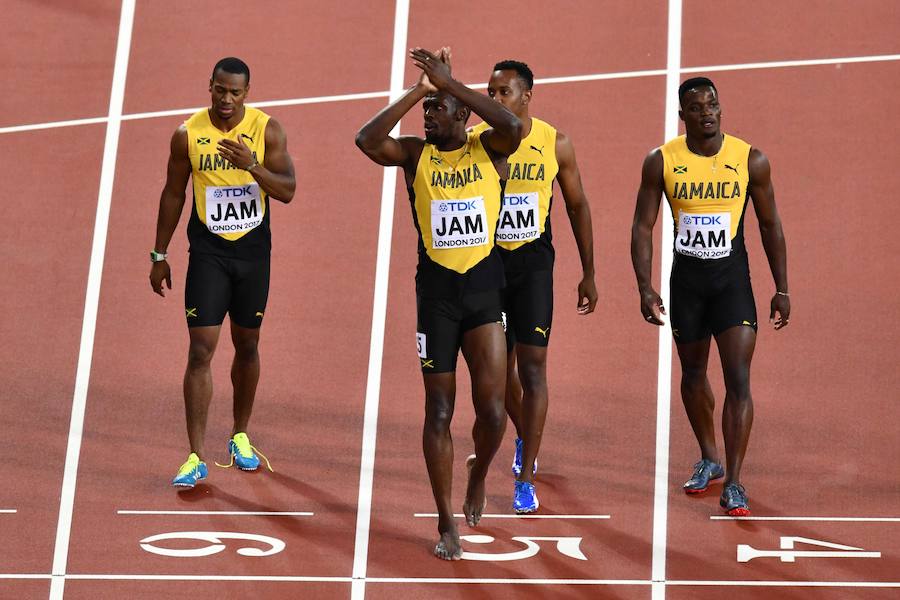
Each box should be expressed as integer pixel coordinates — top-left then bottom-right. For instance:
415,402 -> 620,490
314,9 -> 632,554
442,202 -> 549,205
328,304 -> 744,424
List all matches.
228,432 -> 261,471
720,482 -> 750,516
172,453 -> 208,488
511,438 -> 538,478
683,458 -> 724,494
513,480 -> 539,514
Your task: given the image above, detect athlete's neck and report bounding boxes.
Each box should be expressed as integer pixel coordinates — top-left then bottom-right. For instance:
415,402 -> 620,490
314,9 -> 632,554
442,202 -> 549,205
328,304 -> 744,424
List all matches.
518,112 -> 533,138
686,132 -> 724,157
434,132 -> 467,152
208,106 -> 246,133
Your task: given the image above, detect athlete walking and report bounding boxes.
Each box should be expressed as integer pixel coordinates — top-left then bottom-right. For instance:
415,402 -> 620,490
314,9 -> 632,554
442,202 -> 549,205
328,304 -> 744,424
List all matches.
149,57 -> 296,488
356,47 -> 522,559
631,77 -> 790,515
472,60 -> 597,513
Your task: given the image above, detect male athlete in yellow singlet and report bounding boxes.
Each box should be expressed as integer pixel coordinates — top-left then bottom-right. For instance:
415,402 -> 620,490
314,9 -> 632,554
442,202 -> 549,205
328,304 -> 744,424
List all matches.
356,47 -> 522,560
631,77 -> 790,515
149,57 -> 296,489
471,60 -> 597,514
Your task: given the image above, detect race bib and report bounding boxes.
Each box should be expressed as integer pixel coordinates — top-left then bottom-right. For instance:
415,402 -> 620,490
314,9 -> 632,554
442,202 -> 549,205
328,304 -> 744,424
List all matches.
430,196 -> 489,249
676,211 -> 731,259
496,192 -> 540,242
205,183 -> 263,234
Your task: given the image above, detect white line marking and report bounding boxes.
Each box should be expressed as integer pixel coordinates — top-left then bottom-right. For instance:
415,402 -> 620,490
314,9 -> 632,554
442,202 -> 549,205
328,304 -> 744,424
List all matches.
0,509 -> 16,514
413,513 -> 611,519
3,53 -> 899,135
351,2 -> 408,600
650,3 -> 681,600
48,2 -> 135,599
711,516 -> 900,522
1,574 -> 899,587
117,510 -> 314,516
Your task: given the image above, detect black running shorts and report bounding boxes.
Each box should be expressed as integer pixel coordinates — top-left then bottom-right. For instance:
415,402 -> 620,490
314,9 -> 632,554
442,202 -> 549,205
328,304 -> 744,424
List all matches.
669,255 -> 757,344
416,289 -> 504,373
184,252 -> 270,329
502,268 -> 553,349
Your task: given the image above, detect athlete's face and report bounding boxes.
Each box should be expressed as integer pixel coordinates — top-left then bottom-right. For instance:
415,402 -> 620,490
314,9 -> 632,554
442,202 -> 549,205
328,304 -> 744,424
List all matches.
679,87 -> 721,139
209,70 -> 249,121
422,92 -> 465,144
487,70 -> 531,117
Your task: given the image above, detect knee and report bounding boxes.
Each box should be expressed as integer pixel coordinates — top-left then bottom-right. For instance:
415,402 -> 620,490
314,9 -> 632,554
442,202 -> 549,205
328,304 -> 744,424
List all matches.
680,366 -> 707,392
232,337 -> 259,361
724,369 -> 752,401
517,359 -> 547,393
187,342 -> 215,369
474,402 -> 506,431
424,397 -> 454,433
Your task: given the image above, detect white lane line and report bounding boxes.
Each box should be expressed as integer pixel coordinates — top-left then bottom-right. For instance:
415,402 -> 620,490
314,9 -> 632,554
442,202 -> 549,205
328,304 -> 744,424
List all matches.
4,53 -> 899,136
3,574 -> 900,587
683,53 -> 900,75
651,3 -> 681,600
413,513 -> 611,519
48,2 -> 136,599
0,509 -> 16,514
711,516 -> 900,522
117,510 -> 314,516
350,2 -> 409,600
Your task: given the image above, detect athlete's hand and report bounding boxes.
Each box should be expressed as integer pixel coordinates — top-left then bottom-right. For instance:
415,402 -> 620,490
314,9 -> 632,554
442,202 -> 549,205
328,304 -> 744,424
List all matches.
639,287 -> 666,326
150,261 -> 172,297
218,135 -> 255,171
411,47 -> 453,91
770,293 -> 790,330
577,276 -> 598,315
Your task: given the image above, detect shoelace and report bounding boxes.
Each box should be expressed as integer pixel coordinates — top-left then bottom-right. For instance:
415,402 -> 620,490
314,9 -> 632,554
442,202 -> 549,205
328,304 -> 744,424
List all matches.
177,457 -> 200,476
216,443 -> 274,472
723,484 -> 747,505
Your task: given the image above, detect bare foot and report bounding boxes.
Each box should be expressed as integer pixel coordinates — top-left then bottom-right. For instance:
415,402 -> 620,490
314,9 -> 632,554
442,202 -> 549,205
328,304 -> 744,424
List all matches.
433,530 -> 462,560
463,472 -> 488,527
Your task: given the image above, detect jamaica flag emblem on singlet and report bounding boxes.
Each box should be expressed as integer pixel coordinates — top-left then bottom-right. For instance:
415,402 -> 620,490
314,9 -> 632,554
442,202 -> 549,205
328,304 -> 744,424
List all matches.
197,137 -> 210,145
674,165 -> 687,174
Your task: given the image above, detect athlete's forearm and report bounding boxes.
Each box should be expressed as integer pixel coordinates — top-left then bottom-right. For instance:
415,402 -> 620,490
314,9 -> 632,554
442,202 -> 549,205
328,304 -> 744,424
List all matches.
759,221 -> 788,292
250,166 -> 295,203
445,78 -> 522,147
566,202 -> 595,277
630,223 -> 655,292
356,85 -> 428,152
154,190 -> 186,252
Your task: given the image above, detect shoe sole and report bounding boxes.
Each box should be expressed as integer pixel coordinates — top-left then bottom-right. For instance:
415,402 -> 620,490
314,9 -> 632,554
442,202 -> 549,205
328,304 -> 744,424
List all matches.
172,472 -> 206,488
514,498 -> 540,514
236,465 -> 259,471
725,507 -> 750,516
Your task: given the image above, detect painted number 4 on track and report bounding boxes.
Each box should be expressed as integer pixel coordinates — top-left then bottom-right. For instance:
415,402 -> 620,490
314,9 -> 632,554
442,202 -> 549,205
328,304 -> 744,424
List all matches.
738,536 -> 881,563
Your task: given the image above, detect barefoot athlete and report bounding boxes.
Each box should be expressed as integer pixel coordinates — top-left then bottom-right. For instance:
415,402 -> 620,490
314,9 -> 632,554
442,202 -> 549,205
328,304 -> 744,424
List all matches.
630,77 -> 790,515
356,47 -> 522,559
471,60 -> 597,514
149,57 -> 296,488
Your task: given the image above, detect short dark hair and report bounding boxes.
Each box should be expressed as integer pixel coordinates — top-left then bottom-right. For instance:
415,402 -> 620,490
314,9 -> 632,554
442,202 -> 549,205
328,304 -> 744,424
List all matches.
493,59 -> 534,90
678,77 -> 716,106
212,57 -> 250,84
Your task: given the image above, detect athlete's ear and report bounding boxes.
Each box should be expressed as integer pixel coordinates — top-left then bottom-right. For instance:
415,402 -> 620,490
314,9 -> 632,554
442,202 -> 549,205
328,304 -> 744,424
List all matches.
678,109 -> 684,122
522,89 -> 532,105
209,78 -> 213,92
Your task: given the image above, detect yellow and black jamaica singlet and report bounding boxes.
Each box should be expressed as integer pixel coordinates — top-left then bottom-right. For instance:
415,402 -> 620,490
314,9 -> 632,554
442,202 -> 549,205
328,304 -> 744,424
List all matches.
185,106 -> 270,258
661,133 -> 752,264
472,118 -> 558,270
410,130 -> 505,297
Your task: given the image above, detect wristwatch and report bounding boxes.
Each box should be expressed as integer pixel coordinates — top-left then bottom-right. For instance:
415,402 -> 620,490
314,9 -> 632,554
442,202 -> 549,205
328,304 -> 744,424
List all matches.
150,250 -> 168,262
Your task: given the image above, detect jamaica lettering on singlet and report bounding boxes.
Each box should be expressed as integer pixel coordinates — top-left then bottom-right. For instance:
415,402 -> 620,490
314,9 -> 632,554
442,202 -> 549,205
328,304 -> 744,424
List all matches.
661,134 -> 752,260
185,106 -> 271,257
472,118 -> 558,253
411,131 -> 504,274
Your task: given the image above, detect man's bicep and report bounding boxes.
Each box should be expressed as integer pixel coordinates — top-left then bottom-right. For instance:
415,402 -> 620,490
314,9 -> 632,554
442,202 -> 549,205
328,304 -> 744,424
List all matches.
263,119 -> 295,176
748,148 -> 778,223
164,127 -> 191,193
555,134 -> 587,203
634,150 -> 664,226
